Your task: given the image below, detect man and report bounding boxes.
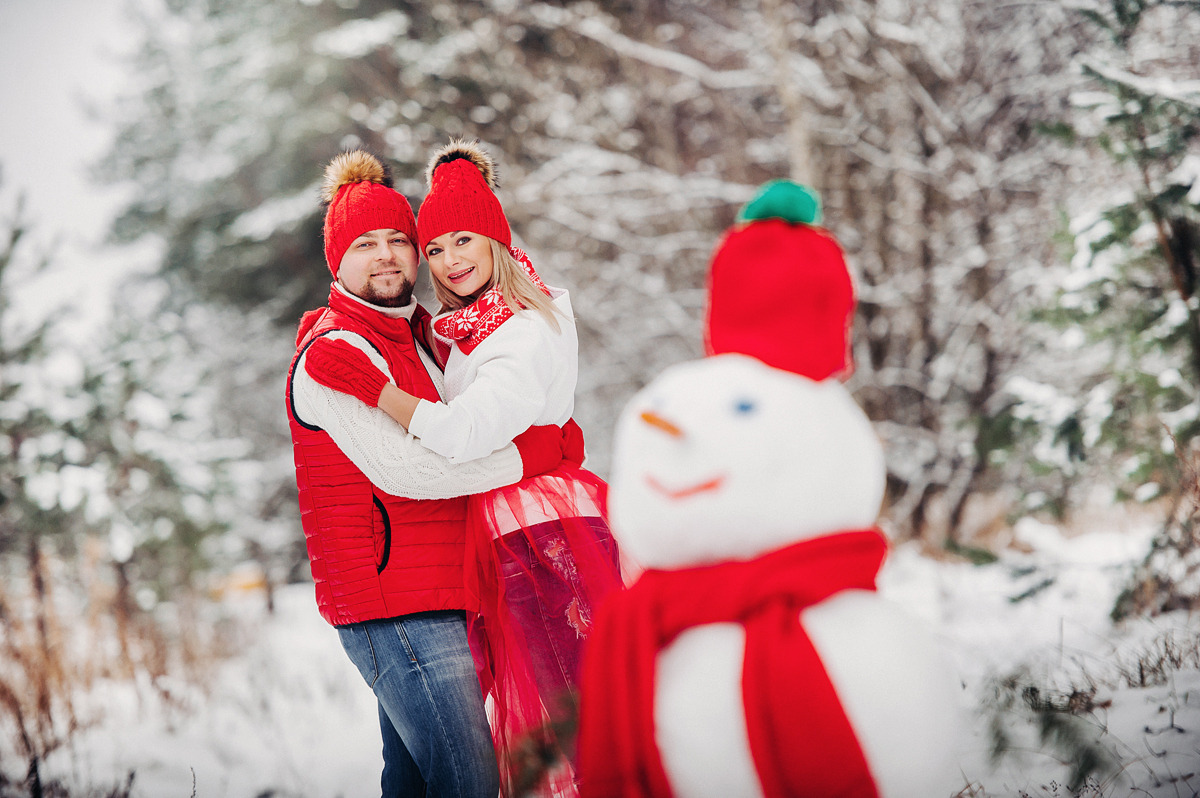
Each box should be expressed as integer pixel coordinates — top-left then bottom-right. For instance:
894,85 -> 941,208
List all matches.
285,150 -> 569,797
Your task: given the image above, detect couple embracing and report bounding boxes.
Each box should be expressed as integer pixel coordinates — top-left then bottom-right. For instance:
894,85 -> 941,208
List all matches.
286,140 -> 624,797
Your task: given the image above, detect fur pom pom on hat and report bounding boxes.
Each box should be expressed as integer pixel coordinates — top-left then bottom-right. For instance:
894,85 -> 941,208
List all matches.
704,180 -> 855,381
417,139 -> 511,251
321,150 -> 417,277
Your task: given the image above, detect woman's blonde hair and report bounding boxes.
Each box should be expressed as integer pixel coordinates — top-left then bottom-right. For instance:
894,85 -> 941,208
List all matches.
433,238 -> 561,333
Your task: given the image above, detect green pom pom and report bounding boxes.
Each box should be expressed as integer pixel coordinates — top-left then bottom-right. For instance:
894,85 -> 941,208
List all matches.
736,180 -> 822,226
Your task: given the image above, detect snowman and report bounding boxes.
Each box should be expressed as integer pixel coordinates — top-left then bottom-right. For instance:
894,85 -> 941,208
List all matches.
576,182 -> 962,798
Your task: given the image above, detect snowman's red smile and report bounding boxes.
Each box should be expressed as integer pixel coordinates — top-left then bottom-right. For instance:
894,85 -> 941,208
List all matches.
644,474 -> 725,500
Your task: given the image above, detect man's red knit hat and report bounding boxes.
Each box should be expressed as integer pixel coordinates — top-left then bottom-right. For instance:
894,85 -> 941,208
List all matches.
321,150 -> 418,277
704,180 -> 856,381
417,139 -> 511,252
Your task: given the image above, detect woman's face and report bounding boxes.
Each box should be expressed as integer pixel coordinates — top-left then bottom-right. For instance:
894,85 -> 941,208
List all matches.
425,231 -> 494,299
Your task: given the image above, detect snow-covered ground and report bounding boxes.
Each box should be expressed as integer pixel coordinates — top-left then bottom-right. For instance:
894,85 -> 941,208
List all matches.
15,516 -> 1199,798
886,516 -> 1200,796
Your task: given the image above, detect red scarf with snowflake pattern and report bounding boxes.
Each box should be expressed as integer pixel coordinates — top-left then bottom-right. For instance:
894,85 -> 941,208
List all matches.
432,245 -> 549,355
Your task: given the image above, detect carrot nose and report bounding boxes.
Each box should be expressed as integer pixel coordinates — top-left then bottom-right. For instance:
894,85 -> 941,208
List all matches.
640,410 -> 684,438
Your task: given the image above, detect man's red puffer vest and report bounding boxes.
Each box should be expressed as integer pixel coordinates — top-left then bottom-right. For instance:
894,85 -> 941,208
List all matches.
286,287 -> 469,626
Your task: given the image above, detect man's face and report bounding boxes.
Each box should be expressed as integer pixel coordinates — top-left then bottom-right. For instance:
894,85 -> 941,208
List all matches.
337,228 -> 419,308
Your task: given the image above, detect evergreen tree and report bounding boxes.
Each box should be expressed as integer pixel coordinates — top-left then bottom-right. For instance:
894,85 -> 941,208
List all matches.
0,195 -> 90,565
1046,0 -> 1200,503
0,179 -> 267,619
0,188 -> 190,791
1017,0 -> 1200,616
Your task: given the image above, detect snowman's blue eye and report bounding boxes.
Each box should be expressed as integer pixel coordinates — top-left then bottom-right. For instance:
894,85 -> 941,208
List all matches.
734,399 -> 756,414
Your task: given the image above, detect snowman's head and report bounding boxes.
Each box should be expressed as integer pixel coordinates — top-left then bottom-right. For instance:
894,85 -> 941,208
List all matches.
609,354 -> 886,570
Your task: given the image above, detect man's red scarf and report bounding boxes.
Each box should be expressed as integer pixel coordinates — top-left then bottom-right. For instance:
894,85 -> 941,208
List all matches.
432,246 -> 549,355
577,530 -> 887,798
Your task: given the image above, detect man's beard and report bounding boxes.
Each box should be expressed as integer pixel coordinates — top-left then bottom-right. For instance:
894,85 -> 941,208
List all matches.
357,275 -> 414,308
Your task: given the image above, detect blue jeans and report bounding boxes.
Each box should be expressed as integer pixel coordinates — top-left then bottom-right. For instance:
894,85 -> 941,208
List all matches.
337,611 -> 499,798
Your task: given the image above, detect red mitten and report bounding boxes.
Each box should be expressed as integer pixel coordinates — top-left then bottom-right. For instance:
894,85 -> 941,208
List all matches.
561,418 -> 586,466
304,337 -> 390,407
512,424 -> 564,479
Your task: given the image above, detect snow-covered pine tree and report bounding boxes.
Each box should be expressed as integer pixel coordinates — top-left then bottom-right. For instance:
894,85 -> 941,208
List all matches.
0,174 -> 273,666
96,0 -> 407,325
1033,0 -> 1200,615
0,186 -> 226,793
1059,0 -> 1200,491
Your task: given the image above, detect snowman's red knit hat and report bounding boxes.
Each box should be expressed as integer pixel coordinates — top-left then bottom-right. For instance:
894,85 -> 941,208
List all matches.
417,139 -> 511,252
320,150 -> 417,277
704,180 -> 855,381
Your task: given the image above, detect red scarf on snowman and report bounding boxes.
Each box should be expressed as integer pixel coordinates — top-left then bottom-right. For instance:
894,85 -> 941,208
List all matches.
577,529 -> 887,798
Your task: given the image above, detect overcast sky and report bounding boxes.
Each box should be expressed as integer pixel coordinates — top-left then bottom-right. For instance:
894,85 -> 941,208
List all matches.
0,0 -> 145,333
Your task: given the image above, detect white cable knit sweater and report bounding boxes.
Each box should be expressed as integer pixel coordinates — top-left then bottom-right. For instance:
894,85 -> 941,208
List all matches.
290,284 -> 526,501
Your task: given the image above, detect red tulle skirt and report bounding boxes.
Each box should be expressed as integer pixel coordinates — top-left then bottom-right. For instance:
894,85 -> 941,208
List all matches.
464,464 -> 625,797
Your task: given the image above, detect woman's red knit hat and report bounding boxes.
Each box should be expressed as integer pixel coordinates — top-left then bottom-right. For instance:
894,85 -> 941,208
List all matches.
704,180 -> 856,381
417,139 -> 511,252
321,150 -> 418,277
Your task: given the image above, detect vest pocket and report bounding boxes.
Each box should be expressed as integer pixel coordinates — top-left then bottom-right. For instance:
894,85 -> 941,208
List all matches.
371,495 -> 392,574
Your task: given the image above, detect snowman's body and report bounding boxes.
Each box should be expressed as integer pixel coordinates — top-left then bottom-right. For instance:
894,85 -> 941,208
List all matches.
605,354 -> 962,798
655,598 -> 960,798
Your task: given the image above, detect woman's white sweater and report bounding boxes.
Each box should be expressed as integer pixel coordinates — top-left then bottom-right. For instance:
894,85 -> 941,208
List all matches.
409,286 -> 578,463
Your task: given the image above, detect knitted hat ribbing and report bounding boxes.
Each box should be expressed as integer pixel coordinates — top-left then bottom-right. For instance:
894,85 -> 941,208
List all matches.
321,150 -> 418,277
704,180 -> 855,381
417,139 -> 511,251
